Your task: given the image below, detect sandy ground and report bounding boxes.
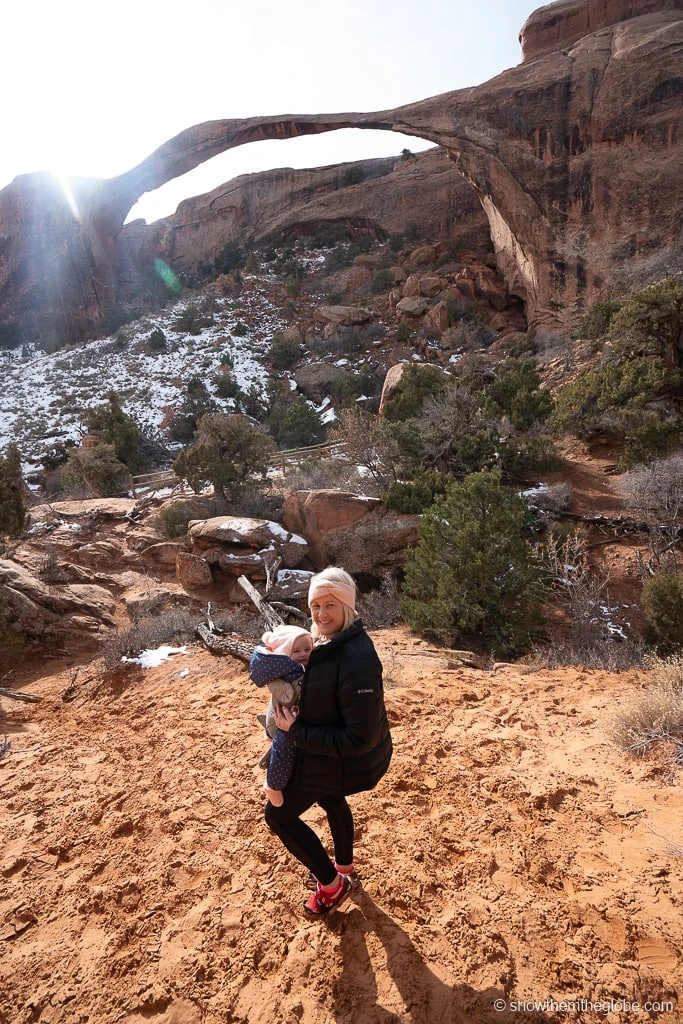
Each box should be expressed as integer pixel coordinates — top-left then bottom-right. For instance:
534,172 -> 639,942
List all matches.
1,630 -> 681,1024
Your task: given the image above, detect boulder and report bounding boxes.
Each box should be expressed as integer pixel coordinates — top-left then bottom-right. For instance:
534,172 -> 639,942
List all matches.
282,490 -> 382,569
0,558 -> 117,638
378,363 -> 408,416
175,551 -> 213,591
323,508 -> 420,577
396,296 -> 429,317
188,516 -> 308,568
294,362 -> 345,403
424,300 -> 450,336
270,568 -> 315,603
316,305 -> 373,326
419,275 -> 444,298
402,275 -> 421,298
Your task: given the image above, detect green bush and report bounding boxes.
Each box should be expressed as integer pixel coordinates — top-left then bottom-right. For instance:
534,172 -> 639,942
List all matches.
172,304 -> 213,336
479,357 -> 553,430
146,328 -> 167,352
272,395 -> 325,449
620,417 -> 682,469
641,572 -> 683,654
609,277 -> 683,368
61,444 -> 131,498
83,392 -> 144,471
173,413 -> 275,502
402,469 -> 545,657
370,268 -> 394,294
269,333 -> 303,370
551,357 -> 680,439
0,444 -> 29,536
330,367 -> 380,409
383,472 -> 450,514
383,364 -> 449,422
158,503 -> 194,538
213,240 -> 245,275
168,376 -> 219,445
342,164 -> 365,186
232,321 -> 248,337
579,299 -> 622,340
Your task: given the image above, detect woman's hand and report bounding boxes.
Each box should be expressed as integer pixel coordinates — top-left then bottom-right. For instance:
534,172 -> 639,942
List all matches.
273,704 -> 298,732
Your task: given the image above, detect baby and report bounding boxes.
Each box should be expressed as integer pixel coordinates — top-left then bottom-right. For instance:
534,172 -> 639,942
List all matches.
249,625 -> 314,806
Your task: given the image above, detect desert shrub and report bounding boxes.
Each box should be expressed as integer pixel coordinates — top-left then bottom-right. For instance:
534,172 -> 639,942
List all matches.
610,653 -> 683,760
310,223 -> 348,249
531,638 -> 644,671
327,408 -> 400,489
356,574 -> 403,629
83,392 -> 144,471
330,367 -> 381,409
550,357 -> 680,439
172,304 -> 213,336
370,268 -> 394,294
578,299 -> 622,340
272,395 -> 325,449
541,527 -> 633,660
269,333 -> 303,370
168,376 -> 219,444
609,276 -> 683,368
402,469 -> 545,657
383,364 -> 450,422
277,457 -> 371,496
41,440 -> 77,471
619,416 -> 682,469
480,357 -> 553,430
641,571 -> 683,654
617,453 -> 683,571
61,444 -> 130,498
342,164 -> 365,186
213,240 -> 245,275
383,471 -> 450,514
396,320 -> 412,342
213,371 -> 243,402
389,233 -> 405,252
0,443 -> 29,537
173,413 -> 275,503
158,503 -> 195,538
100,608 -> 199,676
146,327 -> 167,352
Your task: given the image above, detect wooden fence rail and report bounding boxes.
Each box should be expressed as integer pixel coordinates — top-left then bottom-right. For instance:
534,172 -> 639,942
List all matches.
130,441 -> 348,494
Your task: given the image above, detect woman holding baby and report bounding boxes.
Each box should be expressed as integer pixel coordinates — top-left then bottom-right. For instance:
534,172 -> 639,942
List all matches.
264,566 -> 392,918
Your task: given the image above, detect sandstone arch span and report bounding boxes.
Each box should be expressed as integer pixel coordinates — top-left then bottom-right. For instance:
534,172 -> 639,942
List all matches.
1,0 -> 681,340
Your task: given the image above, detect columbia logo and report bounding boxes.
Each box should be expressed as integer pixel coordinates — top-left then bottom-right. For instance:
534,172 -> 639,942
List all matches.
357,688 -> 373,694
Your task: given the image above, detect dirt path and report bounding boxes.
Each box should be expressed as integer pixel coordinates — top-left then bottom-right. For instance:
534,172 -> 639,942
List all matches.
1,631 -> 681,1024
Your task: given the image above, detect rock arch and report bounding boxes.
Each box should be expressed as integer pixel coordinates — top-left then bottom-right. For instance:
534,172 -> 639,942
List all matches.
1,0 -> 681,338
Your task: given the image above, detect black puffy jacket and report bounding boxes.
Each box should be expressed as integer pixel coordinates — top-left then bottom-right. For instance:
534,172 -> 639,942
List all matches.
288,619 -> 392,796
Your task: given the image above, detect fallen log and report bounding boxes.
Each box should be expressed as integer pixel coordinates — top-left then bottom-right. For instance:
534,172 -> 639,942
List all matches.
0,687 -> 43,704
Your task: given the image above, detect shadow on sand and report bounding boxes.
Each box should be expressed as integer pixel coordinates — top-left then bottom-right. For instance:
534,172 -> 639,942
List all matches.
331,889 -> 554,1024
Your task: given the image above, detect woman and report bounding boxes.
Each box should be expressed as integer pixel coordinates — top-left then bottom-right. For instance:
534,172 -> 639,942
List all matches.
266,566 -> 393,918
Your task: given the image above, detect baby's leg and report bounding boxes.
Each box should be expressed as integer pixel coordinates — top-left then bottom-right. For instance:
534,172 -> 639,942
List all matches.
265,730 -> 297,806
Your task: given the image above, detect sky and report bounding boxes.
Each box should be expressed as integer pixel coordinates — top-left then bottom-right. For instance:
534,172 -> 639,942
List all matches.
2,0 -> 540,225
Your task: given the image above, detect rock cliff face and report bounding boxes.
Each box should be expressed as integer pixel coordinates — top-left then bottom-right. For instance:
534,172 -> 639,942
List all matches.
0,0 -> 680,341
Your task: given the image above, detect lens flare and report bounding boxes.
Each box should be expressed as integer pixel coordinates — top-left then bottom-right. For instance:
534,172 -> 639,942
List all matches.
52,172 -> 81,222
153,257 -> 181,293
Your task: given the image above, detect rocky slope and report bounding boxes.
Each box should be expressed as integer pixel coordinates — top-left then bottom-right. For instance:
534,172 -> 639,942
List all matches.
0,0 -> 680,343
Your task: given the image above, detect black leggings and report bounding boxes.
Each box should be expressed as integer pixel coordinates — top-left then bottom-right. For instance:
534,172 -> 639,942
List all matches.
264,788 -> 354,886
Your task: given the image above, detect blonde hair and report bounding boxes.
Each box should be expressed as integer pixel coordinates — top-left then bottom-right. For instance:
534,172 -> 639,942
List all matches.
308,566 -> 358,638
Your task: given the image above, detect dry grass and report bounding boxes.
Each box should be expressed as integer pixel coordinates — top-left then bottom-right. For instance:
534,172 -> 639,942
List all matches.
610,654 -> 683,762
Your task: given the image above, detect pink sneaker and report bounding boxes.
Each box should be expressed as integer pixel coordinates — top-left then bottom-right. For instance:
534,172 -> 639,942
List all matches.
303,875 -> 352,918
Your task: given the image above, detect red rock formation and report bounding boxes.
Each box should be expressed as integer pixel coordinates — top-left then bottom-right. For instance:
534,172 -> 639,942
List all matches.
0,0 -> 680,339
